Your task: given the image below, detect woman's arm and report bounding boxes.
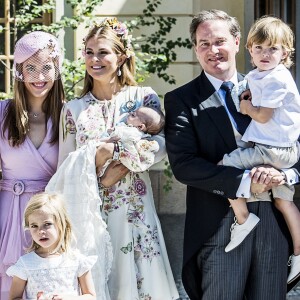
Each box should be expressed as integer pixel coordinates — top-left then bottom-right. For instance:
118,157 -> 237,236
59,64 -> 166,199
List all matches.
99,161 -> 129,188
9,276 -> 26,300
95,142 -> 114,175
58,104 -> 77,167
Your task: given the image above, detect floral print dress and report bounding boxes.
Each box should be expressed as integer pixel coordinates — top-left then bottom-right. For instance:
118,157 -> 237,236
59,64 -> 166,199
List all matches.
58,86 -> 179,300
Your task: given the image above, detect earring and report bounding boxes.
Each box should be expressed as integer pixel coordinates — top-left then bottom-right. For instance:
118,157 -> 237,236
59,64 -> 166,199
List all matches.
117,66 -> 122,77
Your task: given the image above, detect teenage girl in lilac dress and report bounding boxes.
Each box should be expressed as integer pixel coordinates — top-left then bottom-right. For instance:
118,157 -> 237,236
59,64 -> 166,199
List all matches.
0,31 -> 64,299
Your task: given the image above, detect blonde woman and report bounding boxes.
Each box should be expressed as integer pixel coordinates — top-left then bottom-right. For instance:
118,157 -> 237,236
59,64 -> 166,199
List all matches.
56,18 -> 178,300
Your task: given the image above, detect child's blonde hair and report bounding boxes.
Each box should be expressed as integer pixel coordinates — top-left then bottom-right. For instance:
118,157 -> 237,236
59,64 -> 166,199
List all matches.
246,15 -> 295,68
24,192 -> 73,253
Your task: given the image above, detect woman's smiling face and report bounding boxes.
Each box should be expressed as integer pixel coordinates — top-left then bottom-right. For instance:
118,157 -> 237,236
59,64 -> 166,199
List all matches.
23,49 -> 56,101
84,37 -> 122,83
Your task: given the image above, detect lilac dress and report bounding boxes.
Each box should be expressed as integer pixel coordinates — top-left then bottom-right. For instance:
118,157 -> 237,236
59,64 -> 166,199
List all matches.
0,100 -> 58,299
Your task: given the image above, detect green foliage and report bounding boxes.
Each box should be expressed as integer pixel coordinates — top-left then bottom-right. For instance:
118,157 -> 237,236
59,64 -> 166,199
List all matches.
3,0 -> 191,100
163,160 -> 174,193
2,0 -> 192,190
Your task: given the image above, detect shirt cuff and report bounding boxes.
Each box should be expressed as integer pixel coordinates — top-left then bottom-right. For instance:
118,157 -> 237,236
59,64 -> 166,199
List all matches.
236,170 -> 251,198
282,168 -> 299,185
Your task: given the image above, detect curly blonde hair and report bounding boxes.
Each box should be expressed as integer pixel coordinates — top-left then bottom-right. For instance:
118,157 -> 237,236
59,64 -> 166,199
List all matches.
246,16 -> 294,68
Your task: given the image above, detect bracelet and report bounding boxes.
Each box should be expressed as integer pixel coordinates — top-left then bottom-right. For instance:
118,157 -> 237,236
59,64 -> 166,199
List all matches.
112,142 -> 120,161
97,176 -> 110,196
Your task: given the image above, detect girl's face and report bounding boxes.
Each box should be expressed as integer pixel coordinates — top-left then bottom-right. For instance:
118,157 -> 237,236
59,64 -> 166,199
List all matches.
249,40 -> 287,71
84,37 -> 124,83
28,209 -> 59,254
23,49 -> 56,101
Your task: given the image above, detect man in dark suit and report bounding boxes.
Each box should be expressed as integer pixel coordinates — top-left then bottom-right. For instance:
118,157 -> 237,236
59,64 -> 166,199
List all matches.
164,9 -> 300,300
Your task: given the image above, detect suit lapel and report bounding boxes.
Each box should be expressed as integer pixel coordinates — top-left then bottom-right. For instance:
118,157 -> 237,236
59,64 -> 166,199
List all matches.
197,72 -> 237,150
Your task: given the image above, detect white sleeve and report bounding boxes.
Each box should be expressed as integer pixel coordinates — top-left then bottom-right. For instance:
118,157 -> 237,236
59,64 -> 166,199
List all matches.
6,257 -> 27,280
78,255 -> 98,277
236,170 -> 251,198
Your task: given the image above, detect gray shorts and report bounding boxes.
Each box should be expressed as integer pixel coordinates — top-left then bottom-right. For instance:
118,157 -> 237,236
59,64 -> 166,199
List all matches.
223,142 -> 299,201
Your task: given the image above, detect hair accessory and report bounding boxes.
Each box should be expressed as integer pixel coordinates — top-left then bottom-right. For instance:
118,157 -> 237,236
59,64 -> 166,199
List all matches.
13,31 -> 62,82
86,17 -> 135,58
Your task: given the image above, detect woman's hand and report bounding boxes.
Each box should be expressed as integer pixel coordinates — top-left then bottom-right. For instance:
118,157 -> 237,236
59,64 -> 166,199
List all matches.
100,161 -> 129,188
95,143 -> 114,170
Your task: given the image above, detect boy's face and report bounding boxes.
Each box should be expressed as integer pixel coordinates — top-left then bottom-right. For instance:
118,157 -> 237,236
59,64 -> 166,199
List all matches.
249,40 -> 287,71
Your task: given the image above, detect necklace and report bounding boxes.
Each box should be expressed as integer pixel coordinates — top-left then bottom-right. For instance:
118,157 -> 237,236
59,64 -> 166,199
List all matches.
28,111 -> 44,118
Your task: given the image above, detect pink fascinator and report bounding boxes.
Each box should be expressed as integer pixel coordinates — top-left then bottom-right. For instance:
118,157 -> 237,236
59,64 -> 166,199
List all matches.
13,31 -> 63,82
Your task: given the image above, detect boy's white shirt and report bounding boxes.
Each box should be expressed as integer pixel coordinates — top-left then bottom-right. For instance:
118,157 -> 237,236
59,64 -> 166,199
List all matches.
204,71 -> 299,199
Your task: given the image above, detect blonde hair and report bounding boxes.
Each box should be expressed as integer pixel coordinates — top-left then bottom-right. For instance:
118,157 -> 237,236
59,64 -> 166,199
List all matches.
24,193 -> 73,254
81,21 -> 137,97
246,16 -> 295,68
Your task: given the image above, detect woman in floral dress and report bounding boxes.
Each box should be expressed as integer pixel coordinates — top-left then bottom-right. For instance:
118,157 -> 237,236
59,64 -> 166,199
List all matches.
57,18 -> 179,300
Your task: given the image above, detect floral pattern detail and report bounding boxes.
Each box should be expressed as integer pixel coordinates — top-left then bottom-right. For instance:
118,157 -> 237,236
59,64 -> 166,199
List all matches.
127,196 -> 145,225
134,178 -> 146,196
134,226 -> 160,263
143,93 -> 160,109
139,294 -> 152,300
60,86 -> 178,299
102,187 -> 129,215
65,109 -> 76,132
136,273 -> 144,290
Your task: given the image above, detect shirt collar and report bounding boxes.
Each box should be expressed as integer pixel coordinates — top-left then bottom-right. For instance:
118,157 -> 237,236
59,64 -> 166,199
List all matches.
204,71 -> 239,91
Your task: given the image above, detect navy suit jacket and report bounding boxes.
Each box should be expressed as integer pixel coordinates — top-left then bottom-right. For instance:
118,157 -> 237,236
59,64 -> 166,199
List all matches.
164,71 -> 299,299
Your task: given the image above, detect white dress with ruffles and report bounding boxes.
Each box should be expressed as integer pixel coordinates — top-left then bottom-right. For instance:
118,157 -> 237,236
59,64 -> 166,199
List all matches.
6,251 -> 97,299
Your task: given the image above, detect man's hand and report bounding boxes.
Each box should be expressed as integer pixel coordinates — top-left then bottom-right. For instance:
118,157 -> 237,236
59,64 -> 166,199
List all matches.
250,165 -> 286,194
100,161 -> 129,188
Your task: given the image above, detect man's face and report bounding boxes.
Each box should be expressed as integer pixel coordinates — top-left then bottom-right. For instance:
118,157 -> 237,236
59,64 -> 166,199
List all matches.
194,20 -> 240,81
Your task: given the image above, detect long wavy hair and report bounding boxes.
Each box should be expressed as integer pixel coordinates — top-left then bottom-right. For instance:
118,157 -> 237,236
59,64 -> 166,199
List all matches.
81,22 -> 137,97
2,67 -> 64,147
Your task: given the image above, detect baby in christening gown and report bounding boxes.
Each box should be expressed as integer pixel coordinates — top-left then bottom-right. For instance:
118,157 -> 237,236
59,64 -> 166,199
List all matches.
97,106 -> 165,176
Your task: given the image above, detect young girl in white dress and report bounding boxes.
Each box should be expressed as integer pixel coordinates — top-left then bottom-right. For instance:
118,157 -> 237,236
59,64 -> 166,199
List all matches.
6,193 -> 97,300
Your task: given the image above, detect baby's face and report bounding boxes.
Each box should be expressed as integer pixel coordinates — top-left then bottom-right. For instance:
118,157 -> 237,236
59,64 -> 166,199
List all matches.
127,110 -> 143,127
